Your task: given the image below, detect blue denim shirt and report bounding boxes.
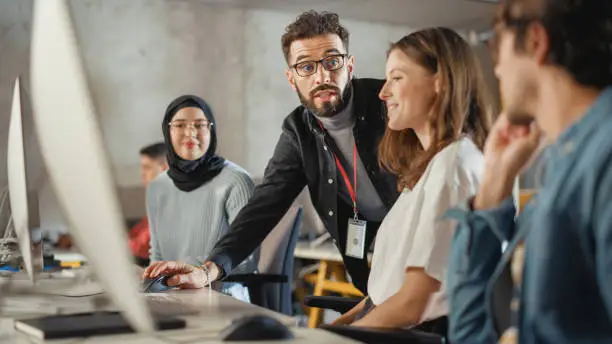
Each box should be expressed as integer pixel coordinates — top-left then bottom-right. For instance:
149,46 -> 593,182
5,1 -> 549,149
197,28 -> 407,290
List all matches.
446,87 -> 612,344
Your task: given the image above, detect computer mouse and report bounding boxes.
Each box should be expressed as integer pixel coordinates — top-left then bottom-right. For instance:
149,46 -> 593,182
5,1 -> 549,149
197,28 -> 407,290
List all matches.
220,314 -> 294,341
141,274 -> 171,293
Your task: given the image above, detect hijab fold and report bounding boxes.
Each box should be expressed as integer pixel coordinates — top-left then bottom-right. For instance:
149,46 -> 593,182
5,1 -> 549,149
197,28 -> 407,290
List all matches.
162,95 -> 225,192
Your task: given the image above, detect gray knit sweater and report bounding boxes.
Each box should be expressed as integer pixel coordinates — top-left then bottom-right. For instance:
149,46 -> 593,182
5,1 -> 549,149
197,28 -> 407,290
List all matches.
146,160 -> 258,301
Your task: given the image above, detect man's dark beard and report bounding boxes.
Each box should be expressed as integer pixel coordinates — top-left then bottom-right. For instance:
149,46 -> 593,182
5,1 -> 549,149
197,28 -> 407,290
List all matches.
298,82 -> 352,117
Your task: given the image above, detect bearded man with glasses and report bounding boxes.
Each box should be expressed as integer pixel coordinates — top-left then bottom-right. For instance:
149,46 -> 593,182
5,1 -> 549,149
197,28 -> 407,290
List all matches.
145,10 -> 398,296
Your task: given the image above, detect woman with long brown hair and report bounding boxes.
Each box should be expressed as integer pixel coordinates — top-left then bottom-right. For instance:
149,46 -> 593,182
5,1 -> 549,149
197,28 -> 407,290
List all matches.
331,27 -> 493,336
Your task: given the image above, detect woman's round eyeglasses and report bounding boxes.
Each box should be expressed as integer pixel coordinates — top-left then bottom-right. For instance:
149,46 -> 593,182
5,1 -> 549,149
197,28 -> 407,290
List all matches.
168,121 -> 212,132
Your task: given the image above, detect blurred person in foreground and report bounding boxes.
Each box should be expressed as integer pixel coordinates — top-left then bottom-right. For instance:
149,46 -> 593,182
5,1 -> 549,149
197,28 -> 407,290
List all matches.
446,0 -> 612,343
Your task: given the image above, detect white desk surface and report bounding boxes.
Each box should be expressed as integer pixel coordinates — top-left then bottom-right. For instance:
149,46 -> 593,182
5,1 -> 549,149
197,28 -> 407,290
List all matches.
0,274 -> 359,344
294,241 -> 372,262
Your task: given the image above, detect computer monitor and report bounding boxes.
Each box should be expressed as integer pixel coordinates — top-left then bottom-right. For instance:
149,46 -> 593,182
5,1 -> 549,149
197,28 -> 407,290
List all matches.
29,0 -> 153,333
7,77 -> 44,282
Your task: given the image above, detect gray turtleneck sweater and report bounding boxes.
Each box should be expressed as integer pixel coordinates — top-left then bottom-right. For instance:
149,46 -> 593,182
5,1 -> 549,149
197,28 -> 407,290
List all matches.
314,93 -> 387,222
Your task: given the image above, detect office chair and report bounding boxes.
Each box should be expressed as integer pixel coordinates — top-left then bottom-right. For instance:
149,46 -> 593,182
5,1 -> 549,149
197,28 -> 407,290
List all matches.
222,206 -> 303,315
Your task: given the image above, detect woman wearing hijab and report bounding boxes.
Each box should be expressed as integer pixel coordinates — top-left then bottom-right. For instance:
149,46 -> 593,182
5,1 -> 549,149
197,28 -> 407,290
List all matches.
144,95 -> 257,302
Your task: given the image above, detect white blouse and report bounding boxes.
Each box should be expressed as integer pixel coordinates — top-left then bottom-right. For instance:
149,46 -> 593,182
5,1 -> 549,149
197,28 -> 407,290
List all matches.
367,137 -> 484,323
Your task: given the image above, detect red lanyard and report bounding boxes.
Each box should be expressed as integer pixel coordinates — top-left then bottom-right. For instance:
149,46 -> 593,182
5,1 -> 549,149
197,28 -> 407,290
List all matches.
318,122 -> 358,218
335,143 -> 358,218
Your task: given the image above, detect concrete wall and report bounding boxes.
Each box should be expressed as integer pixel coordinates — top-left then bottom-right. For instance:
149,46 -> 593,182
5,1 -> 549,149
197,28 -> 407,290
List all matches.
71,2 -> 418,183
0,0 -> 37,188
0,0 -> 499,231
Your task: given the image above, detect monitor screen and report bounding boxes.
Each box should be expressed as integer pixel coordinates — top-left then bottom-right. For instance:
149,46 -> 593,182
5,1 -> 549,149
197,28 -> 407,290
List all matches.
29,0 -> 153,333
7,78 -> 43,282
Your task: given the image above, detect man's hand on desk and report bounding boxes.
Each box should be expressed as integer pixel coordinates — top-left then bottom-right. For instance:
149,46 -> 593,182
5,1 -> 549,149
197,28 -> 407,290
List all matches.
143,261 -> 222,289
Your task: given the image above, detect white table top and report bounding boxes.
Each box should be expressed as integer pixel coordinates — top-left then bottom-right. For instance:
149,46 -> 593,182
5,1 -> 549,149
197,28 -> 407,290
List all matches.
0,273 -> 360,343
294,241 -> 372,262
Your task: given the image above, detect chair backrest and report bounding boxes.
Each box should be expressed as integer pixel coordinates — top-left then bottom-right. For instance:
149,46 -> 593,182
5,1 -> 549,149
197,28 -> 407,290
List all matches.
251,177 -> 323,238
293,187 -> 325,236
257,205 -> 303,315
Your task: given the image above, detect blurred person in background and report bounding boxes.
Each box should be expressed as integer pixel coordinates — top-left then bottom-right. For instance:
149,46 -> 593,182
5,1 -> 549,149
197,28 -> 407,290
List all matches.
129,142 -> 167,266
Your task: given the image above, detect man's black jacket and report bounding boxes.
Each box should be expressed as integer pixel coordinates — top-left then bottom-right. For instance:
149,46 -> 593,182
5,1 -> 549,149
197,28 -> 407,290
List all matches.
208,78 -> 399,293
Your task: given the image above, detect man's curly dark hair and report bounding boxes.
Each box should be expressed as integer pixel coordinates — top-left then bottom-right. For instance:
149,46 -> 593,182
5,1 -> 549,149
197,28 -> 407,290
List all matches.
281,10 -> 350,64
495,0 -> 612,89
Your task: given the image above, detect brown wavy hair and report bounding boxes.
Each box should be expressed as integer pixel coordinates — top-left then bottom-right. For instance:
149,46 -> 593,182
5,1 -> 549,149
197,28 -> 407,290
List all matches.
378,27 -> 493,190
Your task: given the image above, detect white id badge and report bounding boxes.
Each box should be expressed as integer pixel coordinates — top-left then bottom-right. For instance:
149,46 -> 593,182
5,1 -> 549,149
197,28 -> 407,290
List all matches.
346,219 -> 367,259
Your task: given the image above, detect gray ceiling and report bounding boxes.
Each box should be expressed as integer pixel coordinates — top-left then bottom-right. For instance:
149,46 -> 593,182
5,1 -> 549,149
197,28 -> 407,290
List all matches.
193,0 -> 499,31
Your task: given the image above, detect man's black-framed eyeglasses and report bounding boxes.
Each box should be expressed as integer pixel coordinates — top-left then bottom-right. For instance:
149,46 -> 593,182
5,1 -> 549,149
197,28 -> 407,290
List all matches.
291,54 -> 348,77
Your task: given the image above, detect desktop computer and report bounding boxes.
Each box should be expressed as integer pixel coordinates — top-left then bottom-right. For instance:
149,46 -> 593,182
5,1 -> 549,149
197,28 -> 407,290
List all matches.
7,77 -> 44,282
28,0 -> 156,334
3,1 -> 195,333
